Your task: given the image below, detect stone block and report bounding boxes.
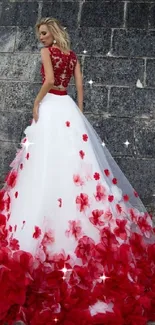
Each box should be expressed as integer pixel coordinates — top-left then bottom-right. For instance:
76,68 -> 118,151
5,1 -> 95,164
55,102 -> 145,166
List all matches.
146,59 -> 155,87
84,57 -> 144,87
115,157 -> 155,201
0,2 -> 38,26
83,85 -> 108,114
134,119 -> 155,158
126,3 -> 149,28
0,82 -> 6,111
112,29 -> 155,58
15,27 -> 38,52
71,27 -> 111,55
0,27 -> 16,52
109,87 -> 155,118
0,53 -> 40,81
85,115 -> 135,157
0,110 -> 24,142
81,1 -> 124,28
4,82 -> 40,113
42,1 -> 79,29
0,141 -> 19,184
149,4 -> 155,29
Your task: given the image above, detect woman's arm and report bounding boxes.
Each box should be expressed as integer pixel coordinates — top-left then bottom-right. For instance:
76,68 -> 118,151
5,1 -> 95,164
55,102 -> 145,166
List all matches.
34,47 -> 54,105
74,59 -> 83,112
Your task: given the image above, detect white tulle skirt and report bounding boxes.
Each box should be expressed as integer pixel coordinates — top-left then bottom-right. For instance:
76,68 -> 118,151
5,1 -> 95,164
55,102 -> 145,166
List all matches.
1,92 -> 155,324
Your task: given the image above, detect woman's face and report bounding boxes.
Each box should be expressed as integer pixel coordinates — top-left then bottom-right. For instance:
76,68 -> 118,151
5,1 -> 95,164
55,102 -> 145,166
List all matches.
39,24 -> 54,46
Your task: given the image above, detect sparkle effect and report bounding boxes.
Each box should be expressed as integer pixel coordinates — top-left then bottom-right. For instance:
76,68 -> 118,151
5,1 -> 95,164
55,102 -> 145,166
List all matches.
124,140 -> 130,147
21,138 -> 34,151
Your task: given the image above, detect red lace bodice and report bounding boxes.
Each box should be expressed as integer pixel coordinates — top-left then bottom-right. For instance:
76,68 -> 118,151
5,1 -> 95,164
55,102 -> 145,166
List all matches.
40,47 -> 77,89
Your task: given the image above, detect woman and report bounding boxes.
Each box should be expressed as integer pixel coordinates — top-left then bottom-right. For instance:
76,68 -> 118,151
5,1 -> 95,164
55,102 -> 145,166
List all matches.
0,17 -> 155,325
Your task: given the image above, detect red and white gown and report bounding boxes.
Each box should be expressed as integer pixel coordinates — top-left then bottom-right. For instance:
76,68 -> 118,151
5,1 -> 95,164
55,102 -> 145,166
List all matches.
0,46 -> 155,325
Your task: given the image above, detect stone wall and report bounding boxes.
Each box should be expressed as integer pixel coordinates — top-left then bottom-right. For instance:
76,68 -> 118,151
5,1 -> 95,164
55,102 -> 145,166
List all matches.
0,0 -> 155,216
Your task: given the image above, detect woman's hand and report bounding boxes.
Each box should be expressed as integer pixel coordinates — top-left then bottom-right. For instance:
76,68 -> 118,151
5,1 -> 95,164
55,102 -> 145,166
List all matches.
32,102 -> 39,123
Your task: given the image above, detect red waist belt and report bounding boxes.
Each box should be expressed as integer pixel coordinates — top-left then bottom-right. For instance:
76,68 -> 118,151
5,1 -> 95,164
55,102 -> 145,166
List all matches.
48,89 -> 67,96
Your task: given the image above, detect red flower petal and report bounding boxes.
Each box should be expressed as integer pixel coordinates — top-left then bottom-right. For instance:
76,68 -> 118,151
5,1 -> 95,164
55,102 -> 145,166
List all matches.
134,191 -> 139,197
93,172 -> 100,180
65,121 -> 70,127
20,163 -> 23,170
33,226 -> 41,239
104,169 -> 110,177
123,194 -> 129,202
112,177 -> 117,184
26,153 -> 30,160
58,198 -> 62,207
5,170 -> 18,188
79,150 -> 85,159
82,134 -> 88,142
9,238 -> 20,250
108,195 -> 114,202
15,191 -> 18,198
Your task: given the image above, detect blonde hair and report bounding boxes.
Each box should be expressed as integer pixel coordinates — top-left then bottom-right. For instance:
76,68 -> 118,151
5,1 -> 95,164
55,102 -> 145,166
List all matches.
35,17 -> 71,51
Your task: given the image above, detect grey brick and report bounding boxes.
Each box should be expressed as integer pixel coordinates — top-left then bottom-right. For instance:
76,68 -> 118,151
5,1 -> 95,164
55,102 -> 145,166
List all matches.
115,157 -> 155,201
71,28 -> 111,55
134,119 -> 155,158
0,110 -> 26,142
126,3 -> 149,28
109,87 -> 155,118
81,1 -> 124,28
0,27 -> 16,52
42,1 -> 79,29
0,53 -> 39,81
0,2 -> 38,27
15,27 -> 38,52
83,85 -> 108,114
112,29 -> 155,58
146,59 -> 155,87
4,82 -> 40,112
85,115 -> 135,157
84,57 -> 144,87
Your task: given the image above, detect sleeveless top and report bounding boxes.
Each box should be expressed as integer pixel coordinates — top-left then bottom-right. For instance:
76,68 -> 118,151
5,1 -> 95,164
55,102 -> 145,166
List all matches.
40,46 -> 77,89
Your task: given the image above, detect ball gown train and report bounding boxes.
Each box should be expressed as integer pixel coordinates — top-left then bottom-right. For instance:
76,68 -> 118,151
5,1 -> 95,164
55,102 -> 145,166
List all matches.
0,47 -> 155,324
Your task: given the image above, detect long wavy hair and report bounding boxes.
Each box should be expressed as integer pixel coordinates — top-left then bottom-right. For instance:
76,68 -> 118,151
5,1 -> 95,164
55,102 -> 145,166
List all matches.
35,17 -> 71,51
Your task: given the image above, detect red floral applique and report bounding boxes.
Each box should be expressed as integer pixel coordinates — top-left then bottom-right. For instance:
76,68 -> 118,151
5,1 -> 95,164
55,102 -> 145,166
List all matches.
114,219 -> 128,240
75,236 -> 96,264
73,174 -> 84,186
0,190 -> 5,211
108,195 -> 114,202
15,191 -> 18,198
89,209 -> 104,226
82,134 -> 88,142
93,172 -> 100,180
112,177 -> 117,184
7,213 -> 10,221
123,194 -> 129,202
9,225 -> 12,232
79,150 -> 85,159
66,220 -> 83,240
26,153 -> 30,160
9,238 -> 20,250
134,190 -> 139,197
104,209 -> 113,222
76,193 -> 89,212
95,184 -> 107,202
5,194 -> 11,211
33,226 -> 41,239
58,198 -> 62,207
5,170 -> 18,188
116,204 -> 122,214
104,169 -> 110,177
20,163 -> 23,170
41,230 -> 55,247
65,121 -> 70,127
137,216 -> 152,234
